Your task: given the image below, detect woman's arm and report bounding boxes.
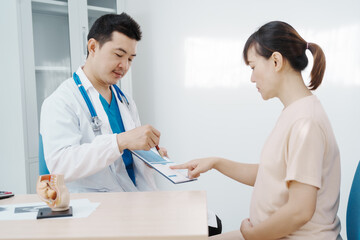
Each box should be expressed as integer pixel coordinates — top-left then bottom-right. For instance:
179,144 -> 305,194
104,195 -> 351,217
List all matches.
240,181 -> 318,240
171,157 -> 258,186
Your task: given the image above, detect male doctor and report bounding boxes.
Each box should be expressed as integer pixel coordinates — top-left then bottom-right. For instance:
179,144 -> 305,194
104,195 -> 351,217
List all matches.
41,13 -> 222,236
40,13 -> 163,192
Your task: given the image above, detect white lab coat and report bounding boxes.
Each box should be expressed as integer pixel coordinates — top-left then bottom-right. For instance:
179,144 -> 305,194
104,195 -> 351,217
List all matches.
40,67 -> 157,193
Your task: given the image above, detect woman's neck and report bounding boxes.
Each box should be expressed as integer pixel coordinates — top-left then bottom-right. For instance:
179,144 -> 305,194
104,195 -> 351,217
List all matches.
278,72 -> 312,108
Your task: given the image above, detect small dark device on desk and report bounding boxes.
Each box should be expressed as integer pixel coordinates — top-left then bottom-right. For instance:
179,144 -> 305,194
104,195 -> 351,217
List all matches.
0,191 -> 14,200
37,206 -> 73,219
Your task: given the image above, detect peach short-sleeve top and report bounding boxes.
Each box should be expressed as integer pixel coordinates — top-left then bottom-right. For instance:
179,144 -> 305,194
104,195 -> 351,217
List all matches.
250,95 -> 342,239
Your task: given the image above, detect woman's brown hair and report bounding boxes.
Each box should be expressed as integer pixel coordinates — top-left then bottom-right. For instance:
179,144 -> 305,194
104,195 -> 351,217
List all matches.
243,21 -> 326,90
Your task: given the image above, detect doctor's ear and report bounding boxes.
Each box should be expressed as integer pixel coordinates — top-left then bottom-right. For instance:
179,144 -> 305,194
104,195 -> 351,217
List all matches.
271,52 -> 283,71
87,38 -> 98,56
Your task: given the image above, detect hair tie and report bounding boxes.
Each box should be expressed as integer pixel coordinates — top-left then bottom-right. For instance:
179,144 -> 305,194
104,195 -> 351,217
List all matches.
306,42 -> 309,49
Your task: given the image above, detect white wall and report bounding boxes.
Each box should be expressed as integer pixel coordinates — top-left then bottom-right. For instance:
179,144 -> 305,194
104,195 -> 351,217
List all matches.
0,0 -> 28,194
124,0 -> 360,238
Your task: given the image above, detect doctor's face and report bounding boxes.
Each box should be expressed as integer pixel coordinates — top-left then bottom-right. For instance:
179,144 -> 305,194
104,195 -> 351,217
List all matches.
247,46 -> 280,100
92,31 -> 137,85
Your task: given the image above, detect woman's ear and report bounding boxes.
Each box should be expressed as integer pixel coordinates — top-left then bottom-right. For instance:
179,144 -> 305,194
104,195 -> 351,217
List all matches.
271,52 -> 283,72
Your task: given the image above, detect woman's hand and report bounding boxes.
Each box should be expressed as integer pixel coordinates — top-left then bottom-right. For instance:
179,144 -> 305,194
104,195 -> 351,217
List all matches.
158,147 -> 168,158
240,218 -> 254,240
170,157 -> 220,179
239,181 -> 318,239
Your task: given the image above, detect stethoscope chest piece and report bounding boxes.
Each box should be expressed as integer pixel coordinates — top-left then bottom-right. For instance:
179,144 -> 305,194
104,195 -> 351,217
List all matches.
91,116 -> 102,134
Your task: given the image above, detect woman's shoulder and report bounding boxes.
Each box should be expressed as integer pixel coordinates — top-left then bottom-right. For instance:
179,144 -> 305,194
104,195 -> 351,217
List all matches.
282,95 -> 327,122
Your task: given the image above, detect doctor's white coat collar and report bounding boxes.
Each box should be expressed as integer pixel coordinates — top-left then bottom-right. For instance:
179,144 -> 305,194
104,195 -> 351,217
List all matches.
76,66 -> 96,92
75,66 -> 136,134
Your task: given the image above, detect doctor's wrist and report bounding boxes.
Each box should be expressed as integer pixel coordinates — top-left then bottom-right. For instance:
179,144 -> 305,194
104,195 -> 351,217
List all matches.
116,133 -> 128,153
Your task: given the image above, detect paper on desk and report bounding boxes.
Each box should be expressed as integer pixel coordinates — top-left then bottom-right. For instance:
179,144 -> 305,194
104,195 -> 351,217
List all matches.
0,199 -> 100,221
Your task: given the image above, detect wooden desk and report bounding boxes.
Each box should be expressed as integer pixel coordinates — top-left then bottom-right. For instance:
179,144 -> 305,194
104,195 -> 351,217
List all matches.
0,191 -> 208,240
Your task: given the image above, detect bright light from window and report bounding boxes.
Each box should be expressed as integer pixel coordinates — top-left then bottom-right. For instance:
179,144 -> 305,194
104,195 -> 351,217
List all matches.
185,37 -> 251,88
301,24 -> 360,86
185,24 -> 360,89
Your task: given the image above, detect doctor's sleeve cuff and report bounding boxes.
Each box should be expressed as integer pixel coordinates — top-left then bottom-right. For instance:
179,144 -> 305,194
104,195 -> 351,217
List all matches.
111,133 -> 122,158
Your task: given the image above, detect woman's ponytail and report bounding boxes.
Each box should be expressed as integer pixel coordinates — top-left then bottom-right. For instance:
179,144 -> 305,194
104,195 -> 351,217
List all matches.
307,42 -> 326,90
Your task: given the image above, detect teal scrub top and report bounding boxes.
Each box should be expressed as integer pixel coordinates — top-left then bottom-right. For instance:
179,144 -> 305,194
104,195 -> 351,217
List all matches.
99,91 -> 136,185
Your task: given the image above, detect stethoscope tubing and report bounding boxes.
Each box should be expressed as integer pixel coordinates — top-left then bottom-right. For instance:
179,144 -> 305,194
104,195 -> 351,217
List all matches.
73,72 -> 130,133
73,72 -> 98,118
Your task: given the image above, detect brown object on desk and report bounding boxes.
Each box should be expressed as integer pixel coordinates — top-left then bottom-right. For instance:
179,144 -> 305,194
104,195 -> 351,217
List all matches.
36,174 -> 69,211
0,191 -> 208,240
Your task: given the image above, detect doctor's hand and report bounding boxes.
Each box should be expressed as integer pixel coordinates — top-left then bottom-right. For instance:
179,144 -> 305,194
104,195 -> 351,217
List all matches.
116,125 -> 160,152
170,157 -> 220,179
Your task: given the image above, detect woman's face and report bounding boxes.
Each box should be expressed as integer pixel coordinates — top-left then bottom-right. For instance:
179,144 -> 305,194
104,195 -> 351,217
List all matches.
247,46 -> 281,100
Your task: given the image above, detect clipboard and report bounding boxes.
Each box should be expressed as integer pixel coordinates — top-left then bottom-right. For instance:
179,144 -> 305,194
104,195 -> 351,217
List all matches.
130,149 -> 196,184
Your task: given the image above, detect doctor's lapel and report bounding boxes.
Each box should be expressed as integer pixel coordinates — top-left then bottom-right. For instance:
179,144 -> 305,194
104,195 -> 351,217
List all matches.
111,86 -> 157,191
88,87 -> 112,135
111,85 -> 136,131
76,67 -> 112,135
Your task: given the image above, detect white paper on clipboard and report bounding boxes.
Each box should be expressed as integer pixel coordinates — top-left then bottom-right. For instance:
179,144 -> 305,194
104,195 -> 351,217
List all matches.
130,149 -> 196,184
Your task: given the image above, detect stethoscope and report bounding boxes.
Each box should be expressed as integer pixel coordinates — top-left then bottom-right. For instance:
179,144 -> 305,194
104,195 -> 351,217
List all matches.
73,72 -> 130,134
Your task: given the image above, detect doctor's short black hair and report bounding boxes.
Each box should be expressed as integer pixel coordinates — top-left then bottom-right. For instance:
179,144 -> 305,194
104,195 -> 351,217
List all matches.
87,13 -> 142,56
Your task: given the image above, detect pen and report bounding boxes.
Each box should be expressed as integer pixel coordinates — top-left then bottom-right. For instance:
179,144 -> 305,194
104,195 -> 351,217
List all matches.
155,145 -> 164,158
